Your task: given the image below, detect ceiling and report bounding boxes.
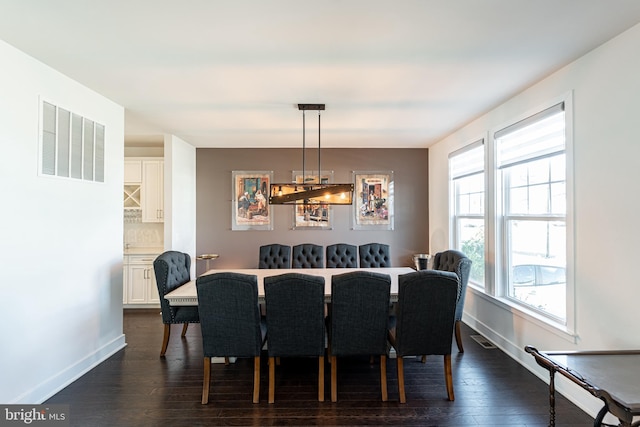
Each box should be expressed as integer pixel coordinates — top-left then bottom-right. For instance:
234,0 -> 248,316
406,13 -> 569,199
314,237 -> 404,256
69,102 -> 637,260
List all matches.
2,1 -> 640,149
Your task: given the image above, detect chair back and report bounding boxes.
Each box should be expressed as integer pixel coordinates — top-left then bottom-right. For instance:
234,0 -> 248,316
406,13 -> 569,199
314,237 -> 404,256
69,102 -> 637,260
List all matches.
153,251 -> 192,324
196,272 -> 265,358
330,271 -> 391,356
292,244 -> 324,268
394,270 -> 459,357
264,273 -> 325,357
259,244 -> 291,269
432,250 -> 472,322
359,243 -> 391,268
326,243 -> 358,268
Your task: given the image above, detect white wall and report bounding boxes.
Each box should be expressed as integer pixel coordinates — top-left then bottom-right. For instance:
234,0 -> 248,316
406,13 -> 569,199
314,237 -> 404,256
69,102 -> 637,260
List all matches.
164,135 -> 197,275
429,23 -> 640,419
0,40 -> 125,403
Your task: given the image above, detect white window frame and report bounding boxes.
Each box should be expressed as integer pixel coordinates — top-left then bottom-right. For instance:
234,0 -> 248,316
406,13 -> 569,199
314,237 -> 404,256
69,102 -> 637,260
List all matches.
491,93 -> 575,334
449,138 -> 486,289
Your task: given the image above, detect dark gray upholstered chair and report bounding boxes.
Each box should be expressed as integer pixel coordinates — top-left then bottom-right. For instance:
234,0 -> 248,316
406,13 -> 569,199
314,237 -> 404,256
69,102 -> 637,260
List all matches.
388,270 -> 459,403
326,243 -> 358,268
359,243 -> 391,268
153,251 -> 200,357
264,273 -> 326,403
328,271 -> 391,402
432,250 -> 472,353
259,244 -> 291,269
292,243 -> 324,268
196,272 -> 267,404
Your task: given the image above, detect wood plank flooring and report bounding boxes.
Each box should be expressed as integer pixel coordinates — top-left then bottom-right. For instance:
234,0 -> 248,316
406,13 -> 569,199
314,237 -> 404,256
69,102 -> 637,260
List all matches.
45,309 -> 593,426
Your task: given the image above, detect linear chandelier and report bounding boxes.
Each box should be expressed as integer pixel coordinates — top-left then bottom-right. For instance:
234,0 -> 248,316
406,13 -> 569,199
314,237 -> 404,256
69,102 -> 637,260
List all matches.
269,104 -> 354,205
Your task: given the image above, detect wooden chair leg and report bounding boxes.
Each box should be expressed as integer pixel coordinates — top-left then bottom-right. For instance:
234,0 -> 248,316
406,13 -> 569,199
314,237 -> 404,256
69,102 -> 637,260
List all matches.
268,356 -> 276,404
160,324 -> 170,357
253,356 -> 261,403
421,355 -> 427,363
224,357 -> 230,365
455,320 -> 464,353
380,354 -> 388,402
397,356 -> 406,404
331,355 -> 338,402
201,357 -> 211,404
444,354 -> 454,401
318,356 -> 325,402
181,323 -> 189,337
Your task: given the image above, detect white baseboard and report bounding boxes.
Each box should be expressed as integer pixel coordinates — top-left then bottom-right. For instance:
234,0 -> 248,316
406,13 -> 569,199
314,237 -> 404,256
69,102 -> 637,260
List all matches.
461,314 -> 616,423
12,334 -> 126,404
212,357 -> 236,364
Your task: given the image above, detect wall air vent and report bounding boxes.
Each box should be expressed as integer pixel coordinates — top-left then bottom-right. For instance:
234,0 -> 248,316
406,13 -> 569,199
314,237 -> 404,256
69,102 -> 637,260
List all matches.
470,334 -> 497,349
40,99 -> 105,182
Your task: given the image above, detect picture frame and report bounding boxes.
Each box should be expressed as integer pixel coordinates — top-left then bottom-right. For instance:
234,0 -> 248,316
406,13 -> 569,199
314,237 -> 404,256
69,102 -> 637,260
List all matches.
292,170 -> 334,230
231,170 -> 273,230
352,171 -> 394,230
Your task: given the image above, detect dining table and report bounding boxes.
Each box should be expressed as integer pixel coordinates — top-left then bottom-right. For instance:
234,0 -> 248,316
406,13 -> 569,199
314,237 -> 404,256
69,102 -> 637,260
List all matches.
164,267 -> 416,306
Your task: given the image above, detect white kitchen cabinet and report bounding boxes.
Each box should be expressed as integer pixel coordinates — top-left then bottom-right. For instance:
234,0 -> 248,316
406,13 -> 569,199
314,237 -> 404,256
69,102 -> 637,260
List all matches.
124,160 -> 142,183
123,184 -> 141,209
141,160 -> 164,223
122,265 -> 127,304
123,158 -> 164,222
123,254 -> 160,307
123,161 -> 142,209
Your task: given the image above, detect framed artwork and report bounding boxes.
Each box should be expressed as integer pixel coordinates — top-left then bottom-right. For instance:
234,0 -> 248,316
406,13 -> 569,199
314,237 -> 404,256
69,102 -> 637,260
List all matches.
231,170 -> 273,230
352,171 -> 394,230
292,170 -> 334,230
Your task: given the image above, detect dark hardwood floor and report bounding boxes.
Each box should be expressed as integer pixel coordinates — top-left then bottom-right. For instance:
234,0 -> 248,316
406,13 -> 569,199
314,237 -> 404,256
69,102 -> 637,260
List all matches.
46,309 -> 593,426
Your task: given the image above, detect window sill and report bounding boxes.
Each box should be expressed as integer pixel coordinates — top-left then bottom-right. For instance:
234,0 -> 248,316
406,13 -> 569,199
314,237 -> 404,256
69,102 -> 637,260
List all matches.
469,286 -> 578,344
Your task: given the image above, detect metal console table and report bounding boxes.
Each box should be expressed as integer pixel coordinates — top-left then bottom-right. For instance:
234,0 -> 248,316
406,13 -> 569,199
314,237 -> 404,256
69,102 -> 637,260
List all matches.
525,345 -> 640,427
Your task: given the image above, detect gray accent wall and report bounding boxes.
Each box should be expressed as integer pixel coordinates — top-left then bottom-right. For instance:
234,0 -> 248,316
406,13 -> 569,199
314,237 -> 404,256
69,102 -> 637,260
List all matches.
196,148 -> 429,273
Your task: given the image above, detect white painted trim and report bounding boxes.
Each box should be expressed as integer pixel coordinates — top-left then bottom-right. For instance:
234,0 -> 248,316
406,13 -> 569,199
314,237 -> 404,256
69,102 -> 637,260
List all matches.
11,335 -> 126,404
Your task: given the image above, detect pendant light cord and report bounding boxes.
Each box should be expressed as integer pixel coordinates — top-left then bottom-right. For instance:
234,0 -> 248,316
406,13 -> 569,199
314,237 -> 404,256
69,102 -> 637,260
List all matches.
302,108 -> 323,185
318,110 -> 321,184
302,109 -> 306,182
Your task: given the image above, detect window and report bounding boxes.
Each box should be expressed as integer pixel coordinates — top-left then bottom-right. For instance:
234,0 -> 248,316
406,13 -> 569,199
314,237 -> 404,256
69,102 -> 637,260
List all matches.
41,100 -> 105,182
496,103 -> 567,320
450,139 -> 485,288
